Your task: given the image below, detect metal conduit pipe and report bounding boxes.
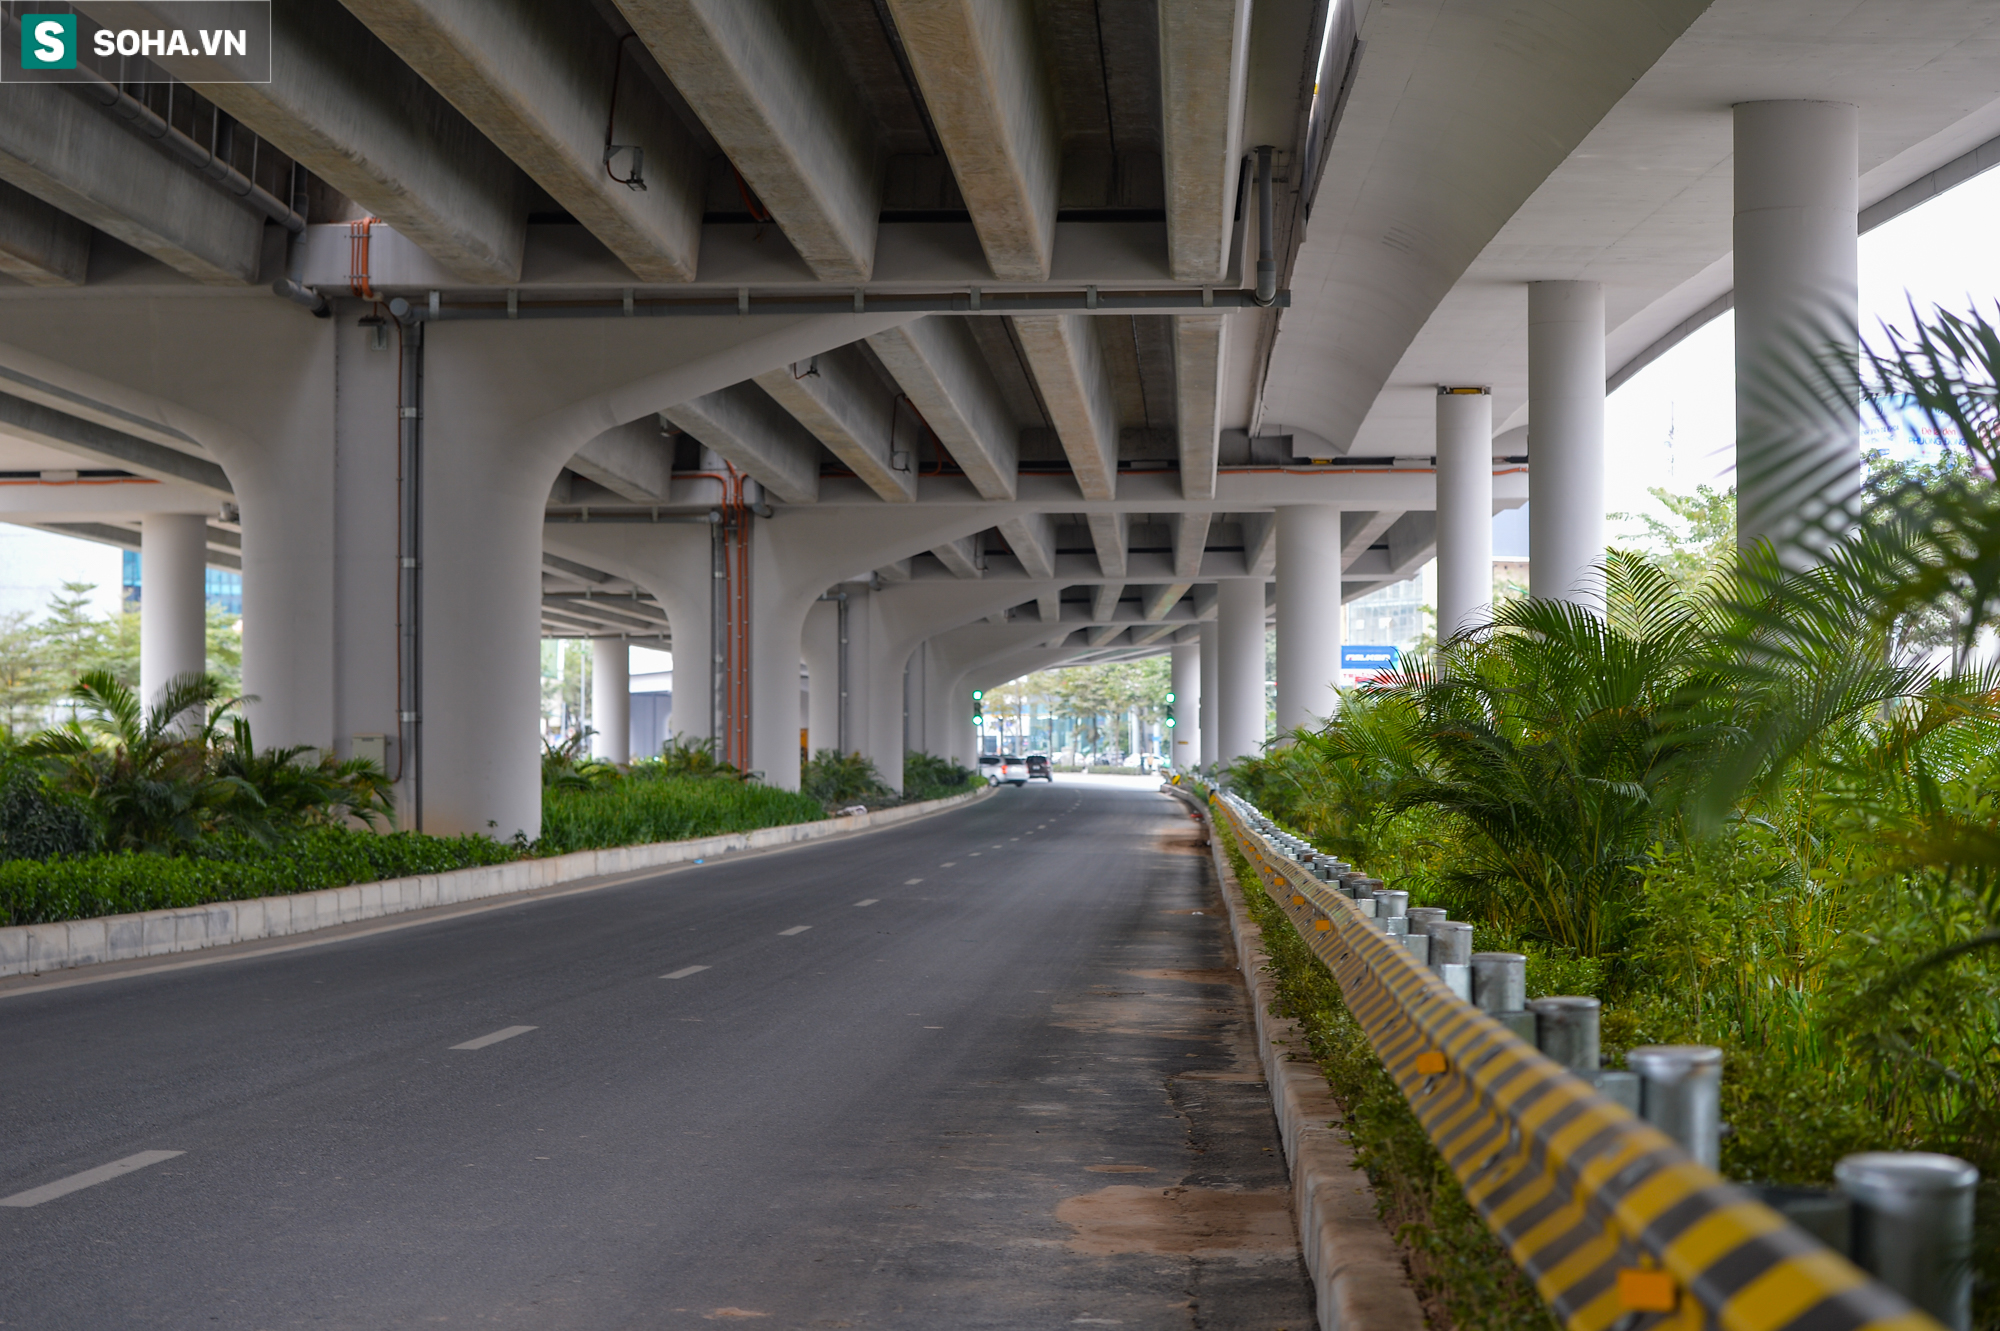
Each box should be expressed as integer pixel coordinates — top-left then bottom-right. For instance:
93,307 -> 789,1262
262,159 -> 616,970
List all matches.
60,60 -> 306,233
1252,145 -> 1277,307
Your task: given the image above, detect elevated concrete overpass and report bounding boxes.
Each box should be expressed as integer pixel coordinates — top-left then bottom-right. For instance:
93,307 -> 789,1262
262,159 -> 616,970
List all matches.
0,0 -> 1994,838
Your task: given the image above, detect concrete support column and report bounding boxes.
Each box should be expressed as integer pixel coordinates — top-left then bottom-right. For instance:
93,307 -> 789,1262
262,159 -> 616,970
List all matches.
1528,280 -> 1606,609
1436,386 -> 1494,637
1215,578 -> 1267,766
1170,640 -> 1201,768
139,513 -> 208,711
590,638 -> 630,765
745,532 -> 816,789
802,597 -> 841,758
1274,506 -> 1343,734
1734,100 -> 1859,552
1198,619 -> 1218,770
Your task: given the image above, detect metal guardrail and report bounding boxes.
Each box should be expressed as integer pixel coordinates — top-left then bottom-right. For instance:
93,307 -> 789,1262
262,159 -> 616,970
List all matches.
1206,789 -> 1943,1331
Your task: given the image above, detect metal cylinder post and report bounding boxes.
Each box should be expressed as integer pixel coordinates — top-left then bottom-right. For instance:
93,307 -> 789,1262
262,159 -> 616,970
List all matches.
1406,906 -> 1447,936
1402,932 -> 1431,964
1375,889 -> 1408,918
1834,1152 -> 1979,1331
1435,386 -> 1494,638
1528,996 -> 1601,1077
1430,921 -> 1474,967
1626,1045 -> 1724,1170
1471,952 -> 1527,1014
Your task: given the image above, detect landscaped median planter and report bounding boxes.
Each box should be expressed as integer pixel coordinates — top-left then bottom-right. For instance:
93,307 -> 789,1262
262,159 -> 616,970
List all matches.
0,786 -> 991,981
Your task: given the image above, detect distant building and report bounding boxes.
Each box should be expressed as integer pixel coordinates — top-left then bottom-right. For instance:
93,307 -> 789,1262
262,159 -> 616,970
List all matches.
122,551 -> 241,616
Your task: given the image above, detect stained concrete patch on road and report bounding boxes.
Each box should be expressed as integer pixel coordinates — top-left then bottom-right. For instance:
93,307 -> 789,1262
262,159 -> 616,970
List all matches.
1055,1184 -> 1296,1259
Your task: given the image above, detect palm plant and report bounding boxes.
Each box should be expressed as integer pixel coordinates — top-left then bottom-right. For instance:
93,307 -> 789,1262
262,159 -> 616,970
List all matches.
22,670 -> 241,852
210,714 -> 394,835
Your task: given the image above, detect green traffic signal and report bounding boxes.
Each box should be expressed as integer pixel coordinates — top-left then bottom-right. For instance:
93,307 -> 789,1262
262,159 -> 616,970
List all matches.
1166,716 -> 1177,728
1164,690 -> 1176,704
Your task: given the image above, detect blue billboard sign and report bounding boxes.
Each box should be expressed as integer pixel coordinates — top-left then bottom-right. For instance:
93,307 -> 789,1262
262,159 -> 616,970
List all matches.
1341,645 -> 1399,672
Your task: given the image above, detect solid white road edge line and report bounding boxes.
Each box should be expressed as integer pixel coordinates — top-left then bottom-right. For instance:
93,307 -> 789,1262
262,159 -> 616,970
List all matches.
451,1025 -> 537,1050
660,965 -> 710,979
777,925 -> 812,936
0,1150 -> 184,1207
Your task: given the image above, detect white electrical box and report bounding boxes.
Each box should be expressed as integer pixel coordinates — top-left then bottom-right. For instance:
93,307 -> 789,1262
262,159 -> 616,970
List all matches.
352,734 -> 388,769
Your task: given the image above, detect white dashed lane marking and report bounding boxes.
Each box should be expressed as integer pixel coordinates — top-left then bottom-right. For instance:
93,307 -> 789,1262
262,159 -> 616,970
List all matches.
0,1151 -> 184,1208
661,965 -> 710,980
854,898 -> 879,907
778,925 -> 812,936
451,1025 -> 537,1050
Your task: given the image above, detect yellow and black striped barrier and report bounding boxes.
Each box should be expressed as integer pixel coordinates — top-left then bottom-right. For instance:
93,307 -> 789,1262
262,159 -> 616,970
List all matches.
1211,793 -> 1941,1331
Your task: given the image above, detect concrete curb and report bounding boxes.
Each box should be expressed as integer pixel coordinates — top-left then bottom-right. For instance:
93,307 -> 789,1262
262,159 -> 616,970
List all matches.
1164,784 -> 1426,1331
0,786 -> 995,981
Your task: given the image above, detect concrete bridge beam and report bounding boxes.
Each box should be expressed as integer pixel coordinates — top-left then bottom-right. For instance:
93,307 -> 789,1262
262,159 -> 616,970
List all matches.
1012,314 -> 1120,501
616,0 -> 882,283
0,83 -> 265,284
883,0 -> 1060,281
754,346 -> 915,503
339,0 -> 705,283
866,318 -> 1020,502
85,0 -> 530,283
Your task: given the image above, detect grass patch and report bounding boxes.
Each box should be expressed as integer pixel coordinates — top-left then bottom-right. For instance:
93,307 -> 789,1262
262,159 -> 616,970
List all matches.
536,775 -> 826,854
0,827 -> 516,927
1212,811 -> 1555,1331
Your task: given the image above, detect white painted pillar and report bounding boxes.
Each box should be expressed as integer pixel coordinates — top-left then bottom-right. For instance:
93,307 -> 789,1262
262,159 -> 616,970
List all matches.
1215,579 -> 1267,766
139,513 -> 208,712
1735,100 -> 1859,552
1170,640 -> 1200,768
1274,506 -> 1343,733
802,597 -> 841,759
590,638 -> 630,764
1528,280 -> 1606,609
1198,619 -> 1218,770
1435,386 -> 1494,637
419,342 -> 552,842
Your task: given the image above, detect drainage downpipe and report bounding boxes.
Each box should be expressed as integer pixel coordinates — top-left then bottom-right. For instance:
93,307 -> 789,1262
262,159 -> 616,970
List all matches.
1252,145 -> 1277,308
390,299 -> 425,831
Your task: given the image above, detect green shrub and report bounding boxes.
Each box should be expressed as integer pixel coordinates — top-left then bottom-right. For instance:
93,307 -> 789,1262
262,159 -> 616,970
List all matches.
0,757 -> 98,862
0,827 -> 515,926
903,750 -> 978,802
537,775 -> 822,854
802,749 -> 894,809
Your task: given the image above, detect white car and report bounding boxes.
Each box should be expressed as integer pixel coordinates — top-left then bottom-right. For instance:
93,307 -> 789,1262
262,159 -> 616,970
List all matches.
979,754 -> 1028,787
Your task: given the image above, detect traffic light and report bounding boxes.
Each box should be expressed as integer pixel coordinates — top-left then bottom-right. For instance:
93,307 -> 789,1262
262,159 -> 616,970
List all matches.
971,688 -> 983,726
1163,689 -> 1176,729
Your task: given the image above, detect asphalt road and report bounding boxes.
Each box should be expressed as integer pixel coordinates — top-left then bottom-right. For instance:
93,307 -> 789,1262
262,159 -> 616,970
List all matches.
0,778 -> 1315,1329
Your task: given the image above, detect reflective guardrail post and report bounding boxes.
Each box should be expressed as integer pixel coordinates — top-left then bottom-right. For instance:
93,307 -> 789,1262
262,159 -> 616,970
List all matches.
1470,952 -> 1535,1041
1625,1045 -> 1723,1169
1834,1152 -> 1980,1331
1430,921 -> 1473,1000
1527,995 -> 1599,1075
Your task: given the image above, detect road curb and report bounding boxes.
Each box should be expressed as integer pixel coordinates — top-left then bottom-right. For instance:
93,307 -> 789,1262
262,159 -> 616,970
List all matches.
0,786 -> 995,981
1164,783 -> 1426,1331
